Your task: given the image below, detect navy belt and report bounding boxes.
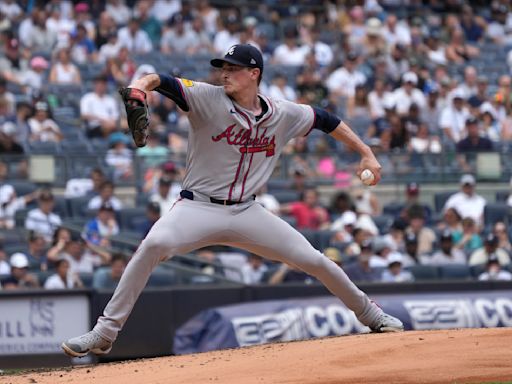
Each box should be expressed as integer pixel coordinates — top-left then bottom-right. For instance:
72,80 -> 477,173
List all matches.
180,190 -> 255,206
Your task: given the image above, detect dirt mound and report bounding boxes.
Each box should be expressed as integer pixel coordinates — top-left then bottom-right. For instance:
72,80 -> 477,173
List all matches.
4,328 -> 512,384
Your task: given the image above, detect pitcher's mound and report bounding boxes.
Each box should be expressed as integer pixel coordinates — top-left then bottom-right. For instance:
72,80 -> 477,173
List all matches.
5,328 -> 512,384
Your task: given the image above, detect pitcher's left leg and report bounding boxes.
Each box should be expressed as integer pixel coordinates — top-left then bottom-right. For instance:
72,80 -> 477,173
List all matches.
229,203 -> 402,331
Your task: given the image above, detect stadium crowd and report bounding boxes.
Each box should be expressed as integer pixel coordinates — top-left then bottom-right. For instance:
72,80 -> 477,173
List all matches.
2,0 -> 512,291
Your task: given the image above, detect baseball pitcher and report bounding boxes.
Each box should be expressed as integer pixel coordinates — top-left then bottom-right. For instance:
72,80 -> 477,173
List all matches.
62,44 -> 403,357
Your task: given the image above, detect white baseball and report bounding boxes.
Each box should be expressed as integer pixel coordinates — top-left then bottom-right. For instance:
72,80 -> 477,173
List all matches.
360,169 -> 375,186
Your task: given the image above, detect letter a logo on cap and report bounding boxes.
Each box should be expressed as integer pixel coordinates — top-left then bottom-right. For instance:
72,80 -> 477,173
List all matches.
227,46 -> 236,55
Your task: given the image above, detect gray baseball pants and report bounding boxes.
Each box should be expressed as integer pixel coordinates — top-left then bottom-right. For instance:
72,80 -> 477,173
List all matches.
94,195 -> 382,342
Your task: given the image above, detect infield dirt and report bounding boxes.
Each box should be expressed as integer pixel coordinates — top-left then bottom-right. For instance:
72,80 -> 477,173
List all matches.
3,328 -> 512,384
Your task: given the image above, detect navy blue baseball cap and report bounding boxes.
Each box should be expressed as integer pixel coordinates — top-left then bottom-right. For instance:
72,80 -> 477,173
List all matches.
211,44 -> 264,72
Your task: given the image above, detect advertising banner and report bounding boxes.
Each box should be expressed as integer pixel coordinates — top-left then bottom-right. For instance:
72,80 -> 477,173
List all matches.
173,290 -> 512,354
0,295 -> 90,355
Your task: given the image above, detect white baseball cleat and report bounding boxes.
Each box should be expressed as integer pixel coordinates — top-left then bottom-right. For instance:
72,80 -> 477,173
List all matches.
370,312 -> 404,333
62,330 -> 112,357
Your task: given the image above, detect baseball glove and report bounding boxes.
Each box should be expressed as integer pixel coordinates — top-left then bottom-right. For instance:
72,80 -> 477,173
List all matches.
118,87 -> 150,147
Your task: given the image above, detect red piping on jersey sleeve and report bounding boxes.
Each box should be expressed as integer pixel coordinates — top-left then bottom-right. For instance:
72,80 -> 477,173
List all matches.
303,105 -> 317,137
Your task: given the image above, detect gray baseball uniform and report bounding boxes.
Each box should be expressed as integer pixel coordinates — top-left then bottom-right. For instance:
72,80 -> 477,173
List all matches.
93,78 -> 383,342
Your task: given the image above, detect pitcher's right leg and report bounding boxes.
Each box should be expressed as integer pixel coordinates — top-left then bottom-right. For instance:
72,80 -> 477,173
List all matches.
62,199 -> 233,357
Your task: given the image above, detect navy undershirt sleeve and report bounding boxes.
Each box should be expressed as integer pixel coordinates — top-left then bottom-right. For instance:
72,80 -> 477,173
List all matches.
311,107 -> 341,134
155,74 -> 190,112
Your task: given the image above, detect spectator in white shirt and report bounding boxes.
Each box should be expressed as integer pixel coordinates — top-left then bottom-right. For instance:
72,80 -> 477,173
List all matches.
150,0 -> 182,23
0,0 -> 23,20
382,14 -> 411,47
106,0 -> 131,26
443,174 -> 486,227
267,73 -> 296,101
20,56 -> 49,96
326,51 -> 366,99
470,233 -> 510,267
439,89 -> 470,143
25,190 -> 62,243
44,258 -> 83,289
368,78 -> 392,120
150,177 -> 177,215
240,254 -> 268,284
28,101 -> 63,143
392,72 -> 426,116
48,48 -> 81,85
62,234 -> 103,275
427,230 -> 467,265
456,66 -> 478,99
80,75 -> 120,139
272,27 -> 310,66
478,254 -> 512,281
88,181 -> 123,211
105,132 -> 134,181
117,18 -> 153,54
381,252 -> 414,283
213,15 -> 240,55
255,186 -> 280,216
161,13 -> 200,55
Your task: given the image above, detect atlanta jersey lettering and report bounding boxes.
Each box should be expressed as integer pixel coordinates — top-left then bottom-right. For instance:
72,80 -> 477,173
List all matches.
175,78 -> 315,201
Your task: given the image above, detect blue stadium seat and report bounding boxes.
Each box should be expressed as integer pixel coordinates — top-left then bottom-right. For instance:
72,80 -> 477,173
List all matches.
28,141 -> 61,154
147,267 -> 177,287
496,191 -> 509,202
9,180 -> 38,196
483,203 -> 509,226
408,265 -> 440,281
281,215 -> 297,227
470,264 -> 486,278
68,196 -> 91,217
299,229 -> 321,249
79,272 -> 94,288
272,190 -> 300,203
434,191 -> 457,212
383,202 -> 404,218
53,196 -> 70,218
438,264 -> 471,280
118,207 -> 147,231
372,214 -> 394,234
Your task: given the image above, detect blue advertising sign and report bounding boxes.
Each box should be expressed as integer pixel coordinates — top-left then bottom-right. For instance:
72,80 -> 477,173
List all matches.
173,291 -> 512,354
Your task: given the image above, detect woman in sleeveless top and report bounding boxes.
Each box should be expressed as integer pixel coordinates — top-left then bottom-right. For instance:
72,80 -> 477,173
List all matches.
49,48 -> 82,84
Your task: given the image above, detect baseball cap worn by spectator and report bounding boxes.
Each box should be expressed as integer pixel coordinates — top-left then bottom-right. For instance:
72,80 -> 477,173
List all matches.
485,233 -> 499,246
30,56 -> 49,70
324,247 -> 342,265
99,202 -> 115,212
10,252 -> 29,269
440,229 -> 453,242
39,190 -> 54,201
466,116 -> 479,126
406,182 -> 420,196
460,174 -> 476,186
405,232 -> 418,245
210,44 -> 264,73
387,252 -> 403,267
402,72 -> 418,85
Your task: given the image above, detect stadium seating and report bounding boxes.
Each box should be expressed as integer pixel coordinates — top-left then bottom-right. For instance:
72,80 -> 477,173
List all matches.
408,265 -> 440,281
438,264 -> 472,280
434,191 -> 457,213
483,203 -> 509,227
